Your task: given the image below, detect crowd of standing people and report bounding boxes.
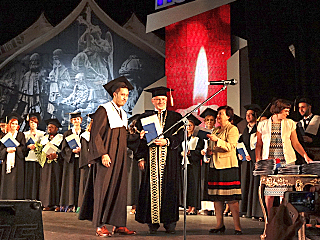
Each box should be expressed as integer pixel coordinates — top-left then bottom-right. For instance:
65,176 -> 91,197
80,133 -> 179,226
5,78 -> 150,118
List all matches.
0,75 -> 316,237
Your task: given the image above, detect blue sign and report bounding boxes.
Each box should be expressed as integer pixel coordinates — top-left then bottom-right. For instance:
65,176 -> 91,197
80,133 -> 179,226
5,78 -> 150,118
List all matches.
155,0 -> 185,10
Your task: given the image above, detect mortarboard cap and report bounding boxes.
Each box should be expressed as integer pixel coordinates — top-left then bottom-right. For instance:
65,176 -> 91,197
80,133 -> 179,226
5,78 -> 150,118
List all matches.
200,108 -> 218,119
103,76 -> 134,97
298,97 -> 312,106
144,86 -> 173,98
233,113 -> 244,125
244,104 -> 262,114
24,112 -> 41,122
7,112 -> 22,123
69,112 -> 81,119
128,114 -> 140,124
44,118 -> 62,128
187,114 -> 201,126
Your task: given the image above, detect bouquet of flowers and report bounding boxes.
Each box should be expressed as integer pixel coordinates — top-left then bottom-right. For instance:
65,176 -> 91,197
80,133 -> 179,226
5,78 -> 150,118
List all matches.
34,142 -> 47,168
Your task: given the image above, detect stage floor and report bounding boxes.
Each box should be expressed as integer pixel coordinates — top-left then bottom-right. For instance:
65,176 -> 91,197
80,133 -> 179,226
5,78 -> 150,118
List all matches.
42,208 -> 319,240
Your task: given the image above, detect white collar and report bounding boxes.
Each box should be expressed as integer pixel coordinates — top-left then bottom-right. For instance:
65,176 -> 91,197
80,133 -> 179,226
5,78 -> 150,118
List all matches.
72,127 -> 81,135
111,100 -> 122,112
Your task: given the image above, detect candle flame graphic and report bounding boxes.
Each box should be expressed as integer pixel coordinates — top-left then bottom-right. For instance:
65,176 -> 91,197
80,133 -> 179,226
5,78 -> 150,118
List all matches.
193,46 -> 208,104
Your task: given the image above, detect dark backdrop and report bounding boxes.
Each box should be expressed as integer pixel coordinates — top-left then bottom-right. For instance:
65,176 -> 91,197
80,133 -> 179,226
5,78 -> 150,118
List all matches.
231,0 -> 320,120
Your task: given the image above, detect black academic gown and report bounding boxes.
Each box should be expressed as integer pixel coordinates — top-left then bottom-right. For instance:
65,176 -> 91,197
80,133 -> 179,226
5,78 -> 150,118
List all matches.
59,129 -> 84,207
238,124 -> 262,218
80,106 -> 128,228
39,134 -> 63,207
134,110 -> 184,225
127,133 -> 141,206
77,132 -> 90,209
183,136 -> 204,210
0,132 -> 27,200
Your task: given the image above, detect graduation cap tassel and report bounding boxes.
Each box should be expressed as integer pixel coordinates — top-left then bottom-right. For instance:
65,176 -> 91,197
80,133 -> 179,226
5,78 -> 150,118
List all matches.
170,88 -> 174,107
68,113 -> 71,130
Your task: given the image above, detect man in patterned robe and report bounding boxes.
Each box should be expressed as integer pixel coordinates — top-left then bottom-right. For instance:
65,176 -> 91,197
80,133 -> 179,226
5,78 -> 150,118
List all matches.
134,87 -> 183,234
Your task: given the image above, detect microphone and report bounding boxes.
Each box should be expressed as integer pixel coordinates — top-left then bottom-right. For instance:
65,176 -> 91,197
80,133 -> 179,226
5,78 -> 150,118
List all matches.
208,79 -> 237,85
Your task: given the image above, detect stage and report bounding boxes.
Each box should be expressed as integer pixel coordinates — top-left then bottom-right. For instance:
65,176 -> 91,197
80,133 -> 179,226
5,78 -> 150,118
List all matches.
41,207 -> 319,240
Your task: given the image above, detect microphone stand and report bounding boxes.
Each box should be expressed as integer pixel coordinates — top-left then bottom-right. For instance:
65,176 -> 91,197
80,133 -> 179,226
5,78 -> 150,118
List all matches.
146,84 -> 228,240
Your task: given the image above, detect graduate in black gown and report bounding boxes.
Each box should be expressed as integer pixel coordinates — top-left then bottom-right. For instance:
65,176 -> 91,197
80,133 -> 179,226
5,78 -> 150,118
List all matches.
134,87 -> 184,234
181,114 -> 204,215
24,112 -> 45,200
39,118 -> 63,211
80,76 -> 136,237
77,116 -> 92,213
59,112 -> 85,212
126,114 -> 142,215
238,104 -> 263,219
0,113 -> 27,200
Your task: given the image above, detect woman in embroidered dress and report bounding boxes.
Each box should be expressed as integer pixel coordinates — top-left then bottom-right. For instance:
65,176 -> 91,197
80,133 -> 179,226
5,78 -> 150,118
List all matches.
24,113 -> 45,200
255,99 -> 312,216
0,113 -> 26,199
181,115 -> 204,215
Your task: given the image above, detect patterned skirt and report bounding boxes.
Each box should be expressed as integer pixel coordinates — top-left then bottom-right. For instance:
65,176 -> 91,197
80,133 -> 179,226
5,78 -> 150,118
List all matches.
207,167 -> 242,202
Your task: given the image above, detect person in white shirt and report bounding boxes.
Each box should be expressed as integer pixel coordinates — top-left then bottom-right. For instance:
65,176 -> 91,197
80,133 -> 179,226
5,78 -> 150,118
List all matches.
256,99 -> 312,216
24,112 -> 45,200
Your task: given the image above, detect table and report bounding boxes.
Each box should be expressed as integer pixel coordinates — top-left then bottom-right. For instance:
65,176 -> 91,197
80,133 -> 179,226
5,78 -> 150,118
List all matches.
259,174 -> 320,240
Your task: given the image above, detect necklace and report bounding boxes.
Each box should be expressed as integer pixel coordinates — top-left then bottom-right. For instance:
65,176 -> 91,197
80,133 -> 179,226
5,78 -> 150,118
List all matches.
158,110 -> 167,129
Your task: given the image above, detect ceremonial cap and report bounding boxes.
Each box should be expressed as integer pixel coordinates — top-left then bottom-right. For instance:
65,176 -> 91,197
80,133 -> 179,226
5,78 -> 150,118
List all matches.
233,113 -> 244,125
298,97 -> 312,106
244,104 -> 262,113
200,108 -> 217,119
69,112 -> 81,119
44,118 -> 62,128
144,86 -> 173,98
103,76 -> 134,97
128,114 -> 140,124
25,112 -> 41,122
187,114 -> 201,126
7,112 -> 22,123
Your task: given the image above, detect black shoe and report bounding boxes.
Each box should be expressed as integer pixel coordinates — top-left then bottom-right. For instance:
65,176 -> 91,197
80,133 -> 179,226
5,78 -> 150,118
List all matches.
149,229 -> 157,234
209,225 -> 225,234
165,229 -> 176,234
234,230 -> 242,235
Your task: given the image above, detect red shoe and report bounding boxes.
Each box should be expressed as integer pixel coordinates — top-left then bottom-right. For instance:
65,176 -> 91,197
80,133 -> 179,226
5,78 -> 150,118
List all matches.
96,226 -> 112,237
112,226 -> 136,235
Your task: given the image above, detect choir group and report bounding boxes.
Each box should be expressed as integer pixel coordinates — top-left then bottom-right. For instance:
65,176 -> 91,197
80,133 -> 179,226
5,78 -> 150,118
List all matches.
0,111 -> 88,214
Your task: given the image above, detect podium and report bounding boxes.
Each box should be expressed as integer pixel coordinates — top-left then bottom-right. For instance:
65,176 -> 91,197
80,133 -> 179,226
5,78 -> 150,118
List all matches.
259,175 -> 320,240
